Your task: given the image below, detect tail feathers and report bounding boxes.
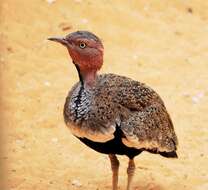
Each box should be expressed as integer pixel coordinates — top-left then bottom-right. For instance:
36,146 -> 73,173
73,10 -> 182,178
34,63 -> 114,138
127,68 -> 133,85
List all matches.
159,151 -> 178,158
146,149 -> 178,158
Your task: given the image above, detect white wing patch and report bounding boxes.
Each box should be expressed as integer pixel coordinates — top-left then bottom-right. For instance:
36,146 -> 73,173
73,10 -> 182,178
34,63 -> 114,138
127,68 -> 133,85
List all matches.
122,136 -> 171,152
66,122 -> 116,142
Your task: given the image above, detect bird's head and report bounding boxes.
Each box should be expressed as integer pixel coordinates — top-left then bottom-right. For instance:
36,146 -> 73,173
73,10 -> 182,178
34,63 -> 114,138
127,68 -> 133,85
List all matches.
48,31 -> 104,74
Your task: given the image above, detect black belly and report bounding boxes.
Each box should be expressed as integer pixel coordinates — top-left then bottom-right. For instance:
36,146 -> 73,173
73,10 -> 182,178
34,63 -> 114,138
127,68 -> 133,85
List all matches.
77,126 -> 143,159
76,126 -> 178,159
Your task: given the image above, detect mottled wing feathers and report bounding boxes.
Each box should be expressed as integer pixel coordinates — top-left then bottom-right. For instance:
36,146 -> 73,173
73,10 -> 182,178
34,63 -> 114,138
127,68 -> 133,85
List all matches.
97,74 -> 178,153
120,103 -> 178,153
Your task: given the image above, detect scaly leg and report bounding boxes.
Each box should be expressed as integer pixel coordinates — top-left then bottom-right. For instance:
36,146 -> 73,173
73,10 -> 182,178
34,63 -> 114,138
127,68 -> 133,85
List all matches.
109,154 -> 120,190
126,158 -> 135,190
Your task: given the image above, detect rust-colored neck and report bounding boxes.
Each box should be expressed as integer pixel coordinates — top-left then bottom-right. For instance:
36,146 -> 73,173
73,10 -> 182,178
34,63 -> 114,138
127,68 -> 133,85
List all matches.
82,69 -> 97,88
75,63 -> 97,88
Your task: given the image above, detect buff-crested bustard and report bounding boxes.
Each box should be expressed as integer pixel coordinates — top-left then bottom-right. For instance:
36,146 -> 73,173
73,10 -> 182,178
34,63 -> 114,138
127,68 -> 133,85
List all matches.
48,31 -> 178,190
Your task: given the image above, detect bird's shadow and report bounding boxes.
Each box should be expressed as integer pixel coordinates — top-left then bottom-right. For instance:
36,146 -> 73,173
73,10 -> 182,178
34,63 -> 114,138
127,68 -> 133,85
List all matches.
103,180 -> 163,190
132,180 -> 164,190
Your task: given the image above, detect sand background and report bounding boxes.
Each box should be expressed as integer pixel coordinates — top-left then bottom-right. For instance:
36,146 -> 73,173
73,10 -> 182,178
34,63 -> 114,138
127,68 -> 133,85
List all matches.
1,0 -> 208,189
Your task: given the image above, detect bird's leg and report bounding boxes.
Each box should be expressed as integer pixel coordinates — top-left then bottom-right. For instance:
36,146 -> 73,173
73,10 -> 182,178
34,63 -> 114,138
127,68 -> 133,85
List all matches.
126,158 -> 135,190
109,154 -> 120,190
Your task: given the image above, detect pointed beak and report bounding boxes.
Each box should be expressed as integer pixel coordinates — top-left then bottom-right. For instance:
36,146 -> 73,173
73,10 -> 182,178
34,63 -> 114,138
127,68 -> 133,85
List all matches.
47,36 -> 68,46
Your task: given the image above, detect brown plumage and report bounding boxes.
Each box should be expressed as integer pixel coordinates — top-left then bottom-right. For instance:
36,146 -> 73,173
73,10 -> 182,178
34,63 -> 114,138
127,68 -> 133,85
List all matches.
48,31 -> 178,190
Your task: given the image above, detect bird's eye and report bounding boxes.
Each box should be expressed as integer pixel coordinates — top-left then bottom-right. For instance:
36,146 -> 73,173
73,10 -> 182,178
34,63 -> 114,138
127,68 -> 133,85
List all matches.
79,42 -> 86,49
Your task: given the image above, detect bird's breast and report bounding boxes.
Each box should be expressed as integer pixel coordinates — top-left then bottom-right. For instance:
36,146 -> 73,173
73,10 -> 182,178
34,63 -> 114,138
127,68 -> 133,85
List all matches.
64,86 -> 118,142
66,85 -> 92,123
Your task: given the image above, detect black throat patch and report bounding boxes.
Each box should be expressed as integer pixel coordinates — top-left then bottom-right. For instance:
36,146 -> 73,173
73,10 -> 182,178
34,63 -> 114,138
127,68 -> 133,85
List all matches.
73,61 -> 83,85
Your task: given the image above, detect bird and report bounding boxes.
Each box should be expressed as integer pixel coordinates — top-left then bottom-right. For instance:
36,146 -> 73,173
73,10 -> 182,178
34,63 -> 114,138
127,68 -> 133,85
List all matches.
48,31 -> 178,190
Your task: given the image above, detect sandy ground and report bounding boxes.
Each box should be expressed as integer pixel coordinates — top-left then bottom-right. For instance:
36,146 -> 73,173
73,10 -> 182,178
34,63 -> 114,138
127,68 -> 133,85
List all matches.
1,0 -> 208,190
